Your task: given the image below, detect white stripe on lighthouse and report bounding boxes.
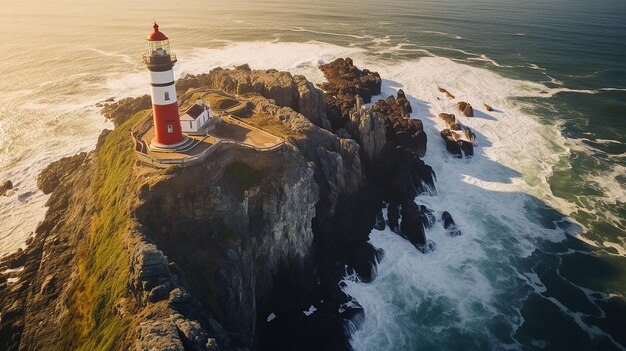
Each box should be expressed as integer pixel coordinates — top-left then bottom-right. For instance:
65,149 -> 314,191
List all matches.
150,84 -> 178,105
149,70 -> 176,85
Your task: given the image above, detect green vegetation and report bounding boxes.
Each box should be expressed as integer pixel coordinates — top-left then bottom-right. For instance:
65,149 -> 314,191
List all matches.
204,93 -> 239,110
57,109 -> 150,351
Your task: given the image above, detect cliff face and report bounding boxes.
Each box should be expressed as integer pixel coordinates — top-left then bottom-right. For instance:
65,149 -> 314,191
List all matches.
135,145 -> 318,349
1,60 -> 449,351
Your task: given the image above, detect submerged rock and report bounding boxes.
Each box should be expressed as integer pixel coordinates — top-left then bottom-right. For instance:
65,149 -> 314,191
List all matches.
0,180 -> 13,196
437,86 -> 455,99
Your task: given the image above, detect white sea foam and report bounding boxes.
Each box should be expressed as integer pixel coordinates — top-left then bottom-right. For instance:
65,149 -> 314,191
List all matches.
0,40 -> 622,348
339,55 -> 624,349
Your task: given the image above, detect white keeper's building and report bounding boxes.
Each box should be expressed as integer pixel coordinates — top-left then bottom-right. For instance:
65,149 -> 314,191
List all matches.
180,100 -> 215,134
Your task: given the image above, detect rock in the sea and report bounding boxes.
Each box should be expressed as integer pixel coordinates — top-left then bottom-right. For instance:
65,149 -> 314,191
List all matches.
456,101 -> 474,117
463,127 -> 476,144
440,129 -> 462,157
460,140 -> 474,157
438,113 -> 456,126
441,211 -> 461,236
0,180 -> 13,196
399,202 -> 431,252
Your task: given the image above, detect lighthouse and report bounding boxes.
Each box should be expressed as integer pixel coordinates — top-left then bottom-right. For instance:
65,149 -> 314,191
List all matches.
143,23 -> 187,149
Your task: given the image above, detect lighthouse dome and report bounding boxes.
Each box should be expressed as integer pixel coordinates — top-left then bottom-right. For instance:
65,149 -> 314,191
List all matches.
147,23 -> 168,41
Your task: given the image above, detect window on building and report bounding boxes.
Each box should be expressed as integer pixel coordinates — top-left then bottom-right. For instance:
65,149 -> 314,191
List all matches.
189,121 -> 193,129
167,124 -> 173,134
164,92 -> 170,101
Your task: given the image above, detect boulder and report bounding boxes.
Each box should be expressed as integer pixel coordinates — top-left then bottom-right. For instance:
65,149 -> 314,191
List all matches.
437,113 -> 456,126
440,129 -> 462,157
456,101 -> 474,117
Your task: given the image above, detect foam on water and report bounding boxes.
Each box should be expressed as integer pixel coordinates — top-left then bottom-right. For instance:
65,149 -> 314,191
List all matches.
340,55 -> 624,349
0,40 -> 623,348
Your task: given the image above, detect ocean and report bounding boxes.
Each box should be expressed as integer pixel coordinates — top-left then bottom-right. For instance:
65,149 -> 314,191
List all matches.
0,0 -> 624,349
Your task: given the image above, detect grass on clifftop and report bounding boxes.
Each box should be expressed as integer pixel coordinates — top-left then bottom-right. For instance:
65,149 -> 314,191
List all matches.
247,112 -> 300,139
57,110 -> 149,351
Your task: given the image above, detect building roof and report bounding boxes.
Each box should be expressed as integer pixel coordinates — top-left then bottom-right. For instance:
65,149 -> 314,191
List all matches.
183,104 -> 205,120
147,23 -> 168,41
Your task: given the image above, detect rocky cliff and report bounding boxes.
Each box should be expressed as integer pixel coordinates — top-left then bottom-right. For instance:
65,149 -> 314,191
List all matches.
0,59 -> 461,351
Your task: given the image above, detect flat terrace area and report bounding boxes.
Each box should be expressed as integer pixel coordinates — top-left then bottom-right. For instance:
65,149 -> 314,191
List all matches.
136,115 -> 283,162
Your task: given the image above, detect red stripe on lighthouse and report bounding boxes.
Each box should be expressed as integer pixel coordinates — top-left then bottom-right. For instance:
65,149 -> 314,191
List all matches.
153,102 -> 184,145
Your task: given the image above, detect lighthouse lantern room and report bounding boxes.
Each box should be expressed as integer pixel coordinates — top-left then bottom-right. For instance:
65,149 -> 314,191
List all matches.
144,23 -> 188,150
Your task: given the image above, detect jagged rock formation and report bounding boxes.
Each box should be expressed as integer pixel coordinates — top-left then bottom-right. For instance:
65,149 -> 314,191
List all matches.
176,66 -> 332,130
456,101 -> 474,117
317,58 -> 381,129
372,89 -> 427,158
1,61 -> 464,351
347,96 -> 387,161
438,112 -> 476,158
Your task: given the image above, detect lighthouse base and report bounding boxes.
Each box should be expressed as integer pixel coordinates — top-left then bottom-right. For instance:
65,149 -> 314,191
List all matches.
149,135 -> 193,152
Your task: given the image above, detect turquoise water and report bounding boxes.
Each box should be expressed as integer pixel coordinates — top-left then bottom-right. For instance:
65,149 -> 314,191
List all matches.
0,0 -> 624,349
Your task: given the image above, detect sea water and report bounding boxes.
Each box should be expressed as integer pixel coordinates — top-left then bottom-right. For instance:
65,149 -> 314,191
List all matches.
0,0 -> 624,349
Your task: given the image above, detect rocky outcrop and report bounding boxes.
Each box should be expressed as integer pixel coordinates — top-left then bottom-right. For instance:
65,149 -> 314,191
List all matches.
101,95 -> 152,126
318,58 -> 381,103
438,111 -> 477,158
1,62 -> 465,351
177,66 -> 332,130
456,101 -> 474,117
36,152 -> 89,194
0,180 -> 12,196
372,89 -> 427,158
317,58 -> 382,129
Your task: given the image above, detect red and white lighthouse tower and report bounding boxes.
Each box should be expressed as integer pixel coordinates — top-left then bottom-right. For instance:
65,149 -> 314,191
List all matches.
143,23 -> 187,149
